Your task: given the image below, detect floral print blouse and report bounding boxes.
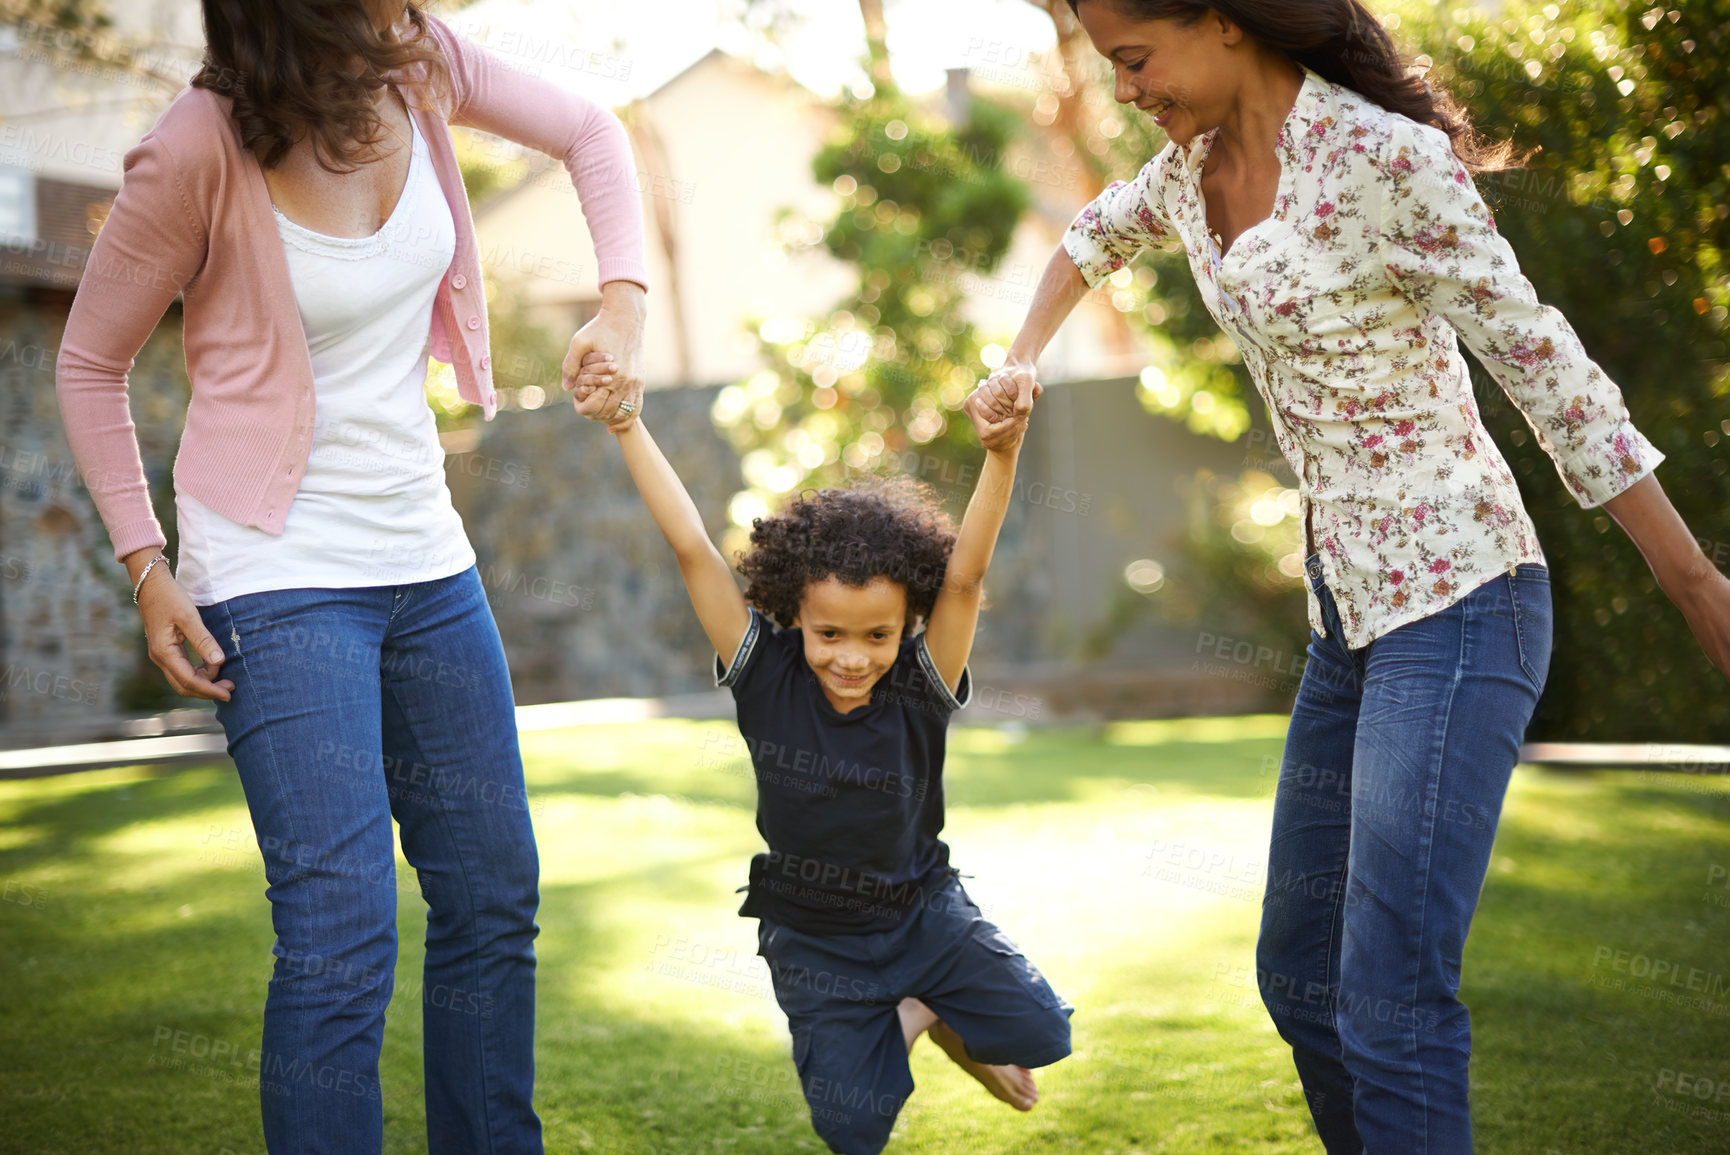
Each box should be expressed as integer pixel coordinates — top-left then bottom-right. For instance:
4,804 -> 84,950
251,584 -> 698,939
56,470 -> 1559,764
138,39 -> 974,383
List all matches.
1063,67 -> 1662,648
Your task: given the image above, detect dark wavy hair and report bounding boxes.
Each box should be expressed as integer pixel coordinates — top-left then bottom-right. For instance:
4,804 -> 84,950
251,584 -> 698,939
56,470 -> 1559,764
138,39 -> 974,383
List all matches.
1069,0 -> 1524,172
190,0 -> 452,172
738,478 -> 959,634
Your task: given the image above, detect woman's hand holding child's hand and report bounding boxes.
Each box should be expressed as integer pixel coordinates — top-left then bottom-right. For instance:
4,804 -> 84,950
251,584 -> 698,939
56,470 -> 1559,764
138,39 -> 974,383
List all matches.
572,349 -> 637,433
976,359 -> 1042,422
965,361 -> 1039,452
562,284 -> 646,430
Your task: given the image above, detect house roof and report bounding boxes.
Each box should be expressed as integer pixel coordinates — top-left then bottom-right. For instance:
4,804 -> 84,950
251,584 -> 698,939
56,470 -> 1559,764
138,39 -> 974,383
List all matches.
468,46 -> 829,223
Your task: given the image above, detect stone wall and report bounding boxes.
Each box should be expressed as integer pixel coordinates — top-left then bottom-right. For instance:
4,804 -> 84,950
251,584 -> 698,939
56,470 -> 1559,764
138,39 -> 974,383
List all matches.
447,389 -> 743,701
446,387 -> 1067,704
446,380 -> 1274,720
2,307 -> 1280,746
0,293 -> 189,743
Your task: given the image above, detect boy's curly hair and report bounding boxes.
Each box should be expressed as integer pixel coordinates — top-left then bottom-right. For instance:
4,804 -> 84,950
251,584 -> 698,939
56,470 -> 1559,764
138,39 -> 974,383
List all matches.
738,477 -> 958,633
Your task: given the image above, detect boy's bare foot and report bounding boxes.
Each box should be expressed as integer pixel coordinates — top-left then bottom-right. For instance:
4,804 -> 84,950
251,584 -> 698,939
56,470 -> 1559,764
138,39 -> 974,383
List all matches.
928,1018 -> 1039,1111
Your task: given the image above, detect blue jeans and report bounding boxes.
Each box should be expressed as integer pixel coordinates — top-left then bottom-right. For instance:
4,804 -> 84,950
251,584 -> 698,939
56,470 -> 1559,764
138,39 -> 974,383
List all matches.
758,873 -> 1072,1155
1256,554 -> 1551,1154
198,565 -> 542,1155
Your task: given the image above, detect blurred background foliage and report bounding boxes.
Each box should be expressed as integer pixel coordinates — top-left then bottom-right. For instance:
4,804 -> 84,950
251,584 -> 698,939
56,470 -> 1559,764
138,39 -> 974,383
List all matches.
730,0 -> 1728,740
706,74 -> 1030,556
1397,0 -> 1729,740
13,0 -> 1724,736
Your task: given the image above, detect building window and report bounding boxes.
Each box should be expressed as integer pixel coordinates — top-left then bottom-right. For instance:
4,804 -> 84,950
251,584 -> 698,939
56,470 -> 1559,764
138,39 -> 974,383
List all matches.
0,166 -> 34,244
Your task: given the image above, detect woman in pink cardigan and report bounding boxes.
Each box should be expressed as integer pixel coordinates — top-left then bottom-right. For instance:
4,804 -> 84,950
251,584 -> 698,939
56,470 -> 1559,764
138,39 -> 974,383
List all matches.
54,3 -> 648,1151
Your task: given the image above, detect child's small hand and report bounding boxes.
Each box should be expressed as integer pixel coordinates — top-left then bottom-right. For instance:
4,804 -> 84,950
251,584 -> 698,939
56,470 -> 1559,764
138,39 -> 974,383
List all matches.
965,362 -> 1038,452
964,374 -> 1031,453
572,350 -> 638,432
976,360 -> 1042,424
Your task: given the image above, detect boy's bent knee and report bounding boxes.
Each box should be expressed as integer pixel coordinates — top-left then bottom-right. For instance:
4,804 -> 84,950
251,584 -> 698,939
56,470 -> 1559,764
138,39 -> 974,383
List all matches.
959,1002 -> 1073,1069
809,1101 -> 899,1155
793,1024 -> 911,1155
802,1067 -> 906,1155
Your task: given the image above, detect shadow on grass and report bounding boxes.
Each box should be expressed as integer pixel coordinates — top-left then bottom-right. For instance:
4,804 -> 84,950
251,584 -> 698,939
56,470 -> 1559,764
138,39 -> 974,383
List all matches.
1463,768 -> 1730,1155
0,763 -> 245,879
5,744 -> 1729,1153
0,764 -> 820,1154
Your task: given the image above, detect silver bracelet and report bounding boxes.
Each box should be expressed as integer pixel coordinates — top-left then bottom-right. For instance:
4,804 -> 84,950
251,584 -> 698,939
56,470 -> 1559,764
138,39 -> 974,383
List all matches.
132,554 -> 170,604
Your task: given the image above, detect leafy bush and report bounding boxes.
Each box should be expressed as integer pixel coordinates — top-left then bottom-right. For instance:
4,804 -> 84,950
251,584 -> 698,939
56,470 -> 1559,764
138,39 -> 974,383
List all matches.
709,79 -> 1031,549
1411,1 -> 1729,739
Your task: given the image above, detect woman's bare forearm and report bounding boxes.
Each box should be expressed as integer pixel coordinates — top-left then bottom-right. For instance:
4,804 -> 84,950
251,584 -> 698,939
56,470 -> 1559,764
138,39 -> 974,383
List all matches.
1006,245 -> 1092,365
1603,471 -> 1730,678
1602,473 -> 1716,600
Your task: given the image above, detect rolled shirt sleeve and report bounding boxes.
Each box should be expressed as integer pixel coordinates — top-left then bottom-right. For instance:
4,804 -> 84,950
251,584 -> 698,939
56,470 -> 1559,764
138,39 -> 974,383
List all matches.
1376,120 -> 1662,508
715,606 -> 766,690
913,632 -> 972,714
1061,147 -> 1176,290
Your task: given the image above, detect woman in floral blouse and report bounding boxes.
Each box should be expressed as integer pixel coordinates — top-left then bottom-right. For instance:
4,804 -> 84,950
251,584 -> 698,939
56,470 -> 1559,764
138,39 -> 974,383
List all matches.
975,1 -> 1730,1150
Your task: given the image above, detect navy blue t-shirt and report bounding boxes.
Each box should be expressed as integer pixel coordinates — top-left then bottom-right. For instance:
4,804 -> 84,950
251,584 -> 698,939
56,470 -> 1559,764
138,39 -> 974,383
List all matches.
715,607 -> 973,935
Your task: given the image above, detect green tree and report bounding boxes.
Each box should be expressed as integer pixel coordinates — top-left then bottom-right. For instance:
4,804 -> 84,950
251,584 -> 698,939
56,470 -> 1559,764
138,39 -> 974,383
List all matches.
1415,0 -> 1730,739
979,1 -> 1299,664
709,77 -> 1030,535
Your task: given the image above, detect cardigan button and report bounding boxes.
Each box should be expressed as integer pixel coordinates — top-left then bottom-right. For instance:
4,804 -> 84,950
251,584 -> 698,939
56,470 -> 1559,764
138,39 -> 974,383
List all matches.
451,273 -> 467,290
466,315 -> 481,330
480,355 -> 491,370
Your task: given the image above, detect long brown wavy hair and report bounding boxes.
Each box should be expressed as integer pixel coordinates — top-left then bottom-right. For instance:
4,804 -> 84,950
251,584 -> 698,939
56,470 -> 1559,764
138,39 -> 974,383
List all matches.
190,0 -> 453,172
1068,0 -> 1525,173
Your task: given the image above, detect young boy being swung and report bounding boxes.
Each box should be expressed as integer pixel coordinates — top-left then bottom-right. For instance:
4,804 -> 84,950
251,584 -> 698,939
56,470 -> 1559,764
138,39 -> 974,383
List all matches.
571,354 -> 1072,1155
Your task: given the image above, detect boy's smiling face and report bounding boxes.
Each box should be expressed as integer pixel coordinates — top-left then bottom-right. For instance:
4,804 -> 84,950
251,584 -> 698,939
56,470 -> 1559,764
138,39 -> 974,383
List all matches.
791,576 -> 908,714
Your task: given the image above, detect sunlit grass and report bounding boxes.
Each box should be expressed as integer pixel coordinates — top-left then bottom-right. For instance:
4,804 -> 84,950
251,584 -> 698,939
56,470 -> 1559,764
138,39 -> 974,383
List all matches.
1,719 -> 1727,1153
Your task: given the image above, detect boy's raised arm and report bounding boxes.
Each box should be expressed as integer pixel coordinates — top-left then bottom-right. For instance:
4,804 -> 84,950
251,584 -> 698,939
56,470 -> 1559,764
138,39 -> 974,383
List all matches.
606,416 -> 752,665
922,373 -> 1035,695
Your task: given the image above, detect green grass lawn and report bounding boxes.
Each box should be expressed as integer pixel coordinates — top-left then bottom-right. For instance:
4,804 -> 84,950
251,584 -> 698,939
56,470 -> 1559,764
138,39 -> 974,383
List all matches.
2,715 -> 1728,1154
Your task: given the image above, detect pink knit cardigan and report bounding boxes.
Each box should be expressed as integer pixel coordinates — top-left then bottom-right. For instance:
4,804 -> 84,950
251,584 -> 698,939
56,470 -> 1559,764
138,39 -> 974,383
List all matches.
55,11 -> 649,561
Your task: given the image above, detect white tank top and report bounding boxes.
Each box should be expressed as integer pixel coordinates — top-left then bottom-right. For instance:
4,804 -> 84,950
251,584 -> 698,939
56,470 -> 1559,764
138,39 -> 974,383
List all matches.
174,112 -> 476,606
